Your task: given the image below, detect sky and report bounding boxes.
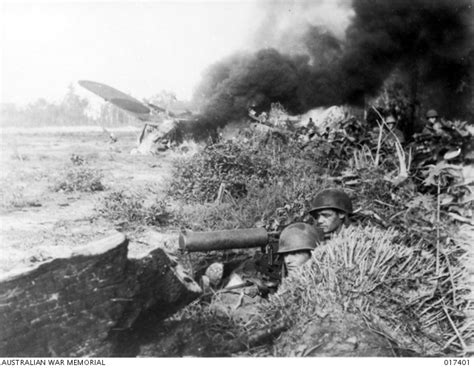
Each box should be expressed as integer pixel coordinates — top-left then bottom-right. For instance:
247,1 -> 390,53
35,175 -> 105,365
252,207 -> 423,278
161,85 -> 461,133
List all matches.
0,0 -> 263,106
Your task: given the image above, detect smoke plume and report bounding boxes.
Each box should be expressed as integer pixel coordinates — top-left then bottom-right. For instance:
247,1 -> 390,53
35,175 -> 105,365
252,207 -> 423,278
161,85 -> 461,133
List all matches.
338,0 -> 472,111
251,0 -> 353,54
194,0 -> 472,126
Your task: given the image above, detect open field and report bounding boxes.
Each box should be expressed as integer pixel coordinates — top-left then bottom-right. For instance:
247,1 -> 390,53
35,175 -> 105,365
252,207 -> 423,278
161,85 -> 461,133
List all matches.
0,126 -> 190,275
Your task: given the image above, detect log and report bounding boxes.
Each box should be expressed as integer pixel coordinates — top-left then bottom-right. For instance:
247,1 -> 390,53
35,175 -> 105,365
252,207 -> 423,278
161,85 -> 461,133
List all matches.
0,232 -> 201,357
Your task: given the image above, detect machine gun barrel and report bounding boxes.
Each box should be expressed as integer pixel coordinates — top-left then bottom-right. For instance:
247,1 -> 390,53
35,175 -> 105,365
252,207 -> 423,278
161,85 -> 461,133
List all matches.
179,228 -> 268,252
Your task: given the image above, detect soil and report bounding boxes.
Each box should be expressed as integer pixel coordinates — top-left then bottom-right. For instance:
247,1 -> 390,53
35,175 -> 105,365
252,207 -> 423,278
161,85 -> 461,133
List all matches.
0,127 -> 193,275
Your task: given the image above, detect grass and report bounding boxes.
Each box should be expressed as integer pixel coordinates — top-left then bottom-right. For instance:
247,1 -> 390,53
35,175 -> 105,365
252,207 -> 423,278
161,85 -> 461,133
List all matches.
0,174 -> 44,211
0,185 -> 41,210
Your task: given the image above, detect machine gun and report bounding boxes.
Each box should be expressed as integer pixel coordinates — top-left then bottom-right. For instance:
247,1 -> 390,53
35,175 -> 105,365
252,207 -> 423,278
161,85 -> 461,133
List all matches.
179,228 -> 282,284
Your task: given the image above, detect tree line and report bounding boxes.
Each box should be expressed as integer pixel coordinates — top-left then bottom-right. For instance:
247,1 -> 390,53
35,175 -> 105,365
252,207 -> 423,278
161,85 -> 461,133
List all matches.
0,85 -> 137,127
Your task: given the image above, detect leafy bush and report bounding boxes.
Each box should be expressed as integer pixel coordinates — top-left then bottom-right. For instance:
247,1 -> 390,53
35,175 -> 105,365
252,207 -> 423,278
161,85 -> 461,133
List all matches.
97,189 -> 171,228
169,141 -> 286,203
53,166 -> 104,192
171,163 -> 330,233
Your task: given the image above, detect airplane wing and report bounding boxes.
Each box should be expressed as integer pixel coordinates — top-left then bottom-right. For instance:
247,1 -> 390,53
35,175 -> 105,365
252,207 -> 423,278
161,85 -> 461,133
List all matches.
144,101 -> 168,114
78,80 -> 153,121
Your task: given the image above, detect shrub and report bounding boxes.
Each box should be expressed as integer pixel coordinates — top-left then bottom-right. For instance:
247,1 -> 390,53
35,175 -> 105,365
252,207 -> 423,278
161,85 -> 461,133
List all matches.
53,166 -> 105,192
168,141 -> 285,203
97,189 -> 171,228
172,172 -> 330,233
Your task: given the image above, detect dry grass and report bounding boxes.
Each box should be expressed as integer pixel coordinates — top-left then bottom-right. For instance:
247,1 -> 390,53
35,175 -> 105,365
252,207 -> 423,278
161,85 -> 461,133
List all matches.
0,181 -> 43,211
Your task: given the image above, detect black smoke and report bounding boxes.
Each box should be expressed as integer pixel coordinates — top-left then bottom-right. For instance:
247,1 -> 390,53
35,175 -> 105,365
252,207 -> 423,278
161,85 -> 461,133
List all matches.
193,49 -> 313,124
193,0 -> 472,127
338,0 -> 472,115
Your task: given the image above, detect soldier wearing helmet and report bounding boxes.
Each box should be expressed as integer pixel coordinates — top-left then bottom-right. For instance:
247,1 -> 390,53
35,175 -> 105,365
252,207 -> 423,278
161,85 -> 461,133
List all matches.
309,188 -> 353,239
371,115 -> 405,146
385,115 -> 405,144
426,109 -> 439,123
423,109 -> 449,135
277,222 -> 324,276
386,115 -> 397,125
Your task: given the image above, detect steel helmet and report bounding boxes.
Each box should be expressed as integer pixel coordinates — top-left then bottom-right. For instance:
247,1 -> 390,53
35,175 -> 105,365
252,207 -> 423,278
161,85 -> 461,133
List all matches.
386,115 -> 396,124
426,109 -> 438,118
309,188 -> 353,216
277,223 -> 323,254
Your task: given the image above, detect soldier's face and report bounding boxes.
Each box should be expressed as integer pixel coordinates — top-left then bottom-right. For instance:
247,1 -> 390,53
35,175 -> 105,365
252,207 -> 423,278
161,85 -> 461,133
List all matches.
313,209 -> 344,235
284,251 -> 311,273
428,117 -> 437,124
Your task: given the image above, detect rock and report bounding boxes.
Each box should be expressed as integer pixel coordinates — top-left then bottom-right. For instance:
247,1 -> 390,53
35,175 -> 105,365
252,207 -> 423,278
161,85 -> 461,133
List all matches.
0,232 -> 201,357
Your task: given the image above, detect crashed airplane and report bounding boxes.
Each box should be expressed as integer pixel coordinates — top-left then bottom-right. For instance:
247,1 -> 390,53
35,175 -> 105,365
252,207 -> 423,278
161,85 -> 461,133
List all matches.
78,80 -> 198,155
79,80 -> 354,154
